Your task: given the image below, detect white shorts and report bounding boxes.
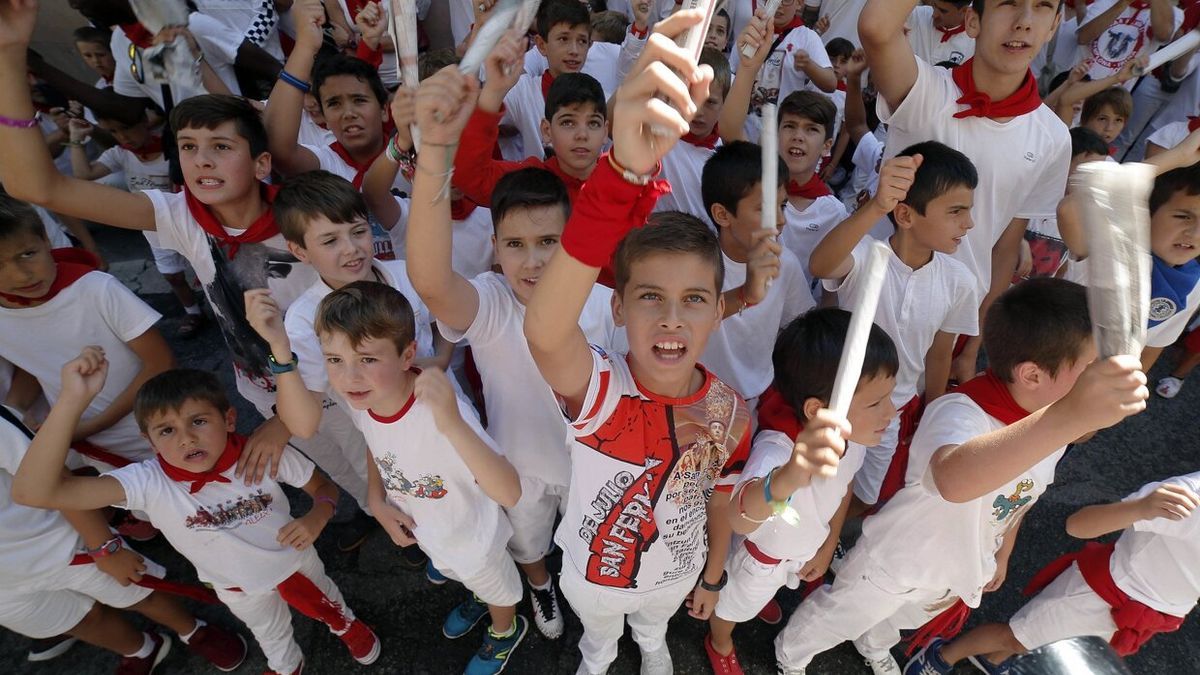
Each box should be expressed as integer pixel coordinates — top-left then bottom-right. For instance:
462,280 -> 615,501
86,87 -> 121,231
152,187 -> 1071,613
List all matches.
854,416 -> 900,505
715,542 -> 801,623
142,231 -> 189,275
435,539 -> 523,608
505,475 -> 567,565
0,559 -> 153,639
1010,562 -> 1118,650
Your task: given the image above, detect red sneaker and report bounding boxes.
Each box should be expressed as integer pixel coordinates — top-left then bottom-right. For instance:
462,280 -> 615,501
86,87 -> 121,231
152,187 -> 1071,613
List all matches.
184,624 -> 247,672
263,662 -> 303,675
339,620 -> 381,665
756,597 -> 783,625
115,633 -> 170,675
704,634 -> 744,675
115,514 -> 159,542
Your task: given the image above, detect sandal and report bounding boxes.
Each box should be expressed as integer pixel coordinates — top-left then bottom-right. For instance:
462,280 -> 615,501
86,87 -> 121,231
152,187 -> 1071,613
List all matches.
177,312 -> 206,339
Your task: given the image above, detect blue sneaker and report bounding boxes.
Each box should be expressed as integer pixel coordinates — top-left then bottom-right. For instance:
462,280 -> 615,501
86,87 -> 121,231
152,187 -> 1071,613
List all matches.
465,615 -> 527,675
427,561 -> 448,585
967,654 -> 1012,675
903,637 -> 953,675
443,595 -> 489,639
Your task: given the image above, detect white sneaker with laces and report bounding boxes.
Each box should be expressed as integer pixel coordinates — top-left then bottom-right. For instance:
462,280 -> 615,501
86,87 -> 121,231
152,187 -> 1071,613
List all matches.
529,582 -> 564,639
866,653 -> 901,674
639,644 -> 673,675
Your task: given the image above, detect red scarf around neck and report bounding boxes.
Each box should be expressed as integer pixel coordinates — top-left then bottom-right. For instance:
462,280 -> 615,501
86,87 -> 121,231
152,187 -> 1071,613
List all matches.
756,386 -> 805,440
937,22 -> 967,43
329,140 -> 385,189
681,124 -> 721,149
0,248 -> 100,307
451,198 -> 478,221
184,182 -> 281,259
787,173 -> 832,199
121,134 -> 164,162
1189,116 -> 1200,133
157,433 -> 246,494
953,369 -> 1031,425
541,70 -> 555,99
120,22 -> 154,50
951,58 -> 1042,120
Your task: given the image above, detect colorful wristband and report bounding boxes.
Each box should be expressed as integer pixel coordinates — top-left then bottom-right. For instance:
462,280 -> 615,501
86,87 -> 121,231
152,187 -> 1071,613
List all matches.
316,495 -> 337,515
0,113 -> 39,129
278,70 -> 311,93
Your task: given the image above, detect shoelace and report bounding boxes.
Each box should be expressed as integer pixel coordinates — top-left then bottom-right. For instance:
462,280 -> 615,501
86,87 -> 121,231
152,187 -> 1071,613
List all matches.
866,656 -> 898,673
531,586 -> 557,621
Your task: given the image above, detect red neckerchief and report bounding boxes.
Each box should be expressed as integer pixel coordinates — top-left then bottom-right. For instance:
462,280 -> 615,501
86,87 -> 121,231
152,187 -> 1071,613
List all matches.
157,433 -> 246,494
451,198 -> 478,221
0,248 -> 100,306
787,173 -> 833,199
681,124 -> 720,149
936,22 -> 967,43
328,140 -> 385,189
120,22 -> 154,49
121,134 -> 164,162
756,386 -> 804,440
184,182 -> 281,259
544,156 -> 587,196
951,58 -> 1042,120
836,80 -> 847,92
541,70 -> 554,99
1189,116 -> 1200,132
953,369 -> 1031,425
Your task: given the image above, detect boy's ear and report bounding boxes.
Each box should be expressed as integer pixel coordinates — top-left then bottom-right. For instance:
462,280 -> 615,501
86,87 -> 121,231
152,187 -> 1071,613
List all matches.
1012,361 -> 1045,391
400,341 -> 418,368
964,7 -> 981,39
710,203 -> 734,230
253,151 -> 272,182
540,118 -> 552,146
610,290 -> 626,328
287,240 -> 310,262
224,406 -> 237,433
822,136 -> 834,156
802,396 -> 824,422
535,35 -> 548,56
893,202 -> 916,230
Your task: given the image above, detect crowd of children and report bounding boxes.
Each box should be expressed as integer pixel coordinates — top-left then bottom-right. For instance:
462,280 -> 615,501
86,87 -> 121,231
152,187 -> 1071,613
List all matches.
0,1 -> 1196,674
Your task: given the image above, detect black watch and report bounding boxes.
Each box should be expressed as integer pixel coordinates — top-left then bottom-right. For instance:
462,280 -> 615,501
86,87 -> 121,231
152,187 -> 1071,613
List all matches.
699,570 -> 728,592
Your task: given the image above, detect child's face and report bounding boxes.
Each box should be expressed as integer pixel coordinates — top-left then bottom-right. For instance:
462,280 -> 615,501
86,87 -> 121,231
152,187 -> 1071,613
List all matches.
831,56 -> 850,82
778,113 -> 830,178
540,102 -> 607,175
1082,104 -> 1125,145
931,0 -> 970,30
292,216 -> 375,289
689,89 -> 725,139
612,252 -> 723,392
774,0 -> 799,28
97,117 -> 152,151
177,121 -> 271,205
903,185 -> 975,254
317,75 -> 386,152
1149,189 -> 1200,266
538,23 -> 590,76
967,0 -> 1062,76
0,231 -> 55,304
705,15 -> 730,51
320,331 -> 416,411
722,182 -> 786,258
845,373 -> 898,447
493,204 -> 565,305
143,399 -> 236,472
74,40 -> 115,82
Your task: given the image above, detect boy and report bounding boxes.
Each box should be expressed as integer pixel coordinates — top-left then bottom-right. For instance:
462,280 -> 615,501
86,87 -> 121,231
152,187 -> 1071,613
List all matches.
706,7 -> 733,53
520,11 -> 751,674
0,405 -> 247,674
1078,86 -> 1134,151
14,356 -> 380,675
859,0 -> 1073,383
699,140 -> 816,404
905,470 -> 1200,674
707,308 -> 899,675
772,278 -> 1148,675
300,282 -> 527,674
811,142 -> 981,512
906,0 -> 976,66
72,25 -> 115,89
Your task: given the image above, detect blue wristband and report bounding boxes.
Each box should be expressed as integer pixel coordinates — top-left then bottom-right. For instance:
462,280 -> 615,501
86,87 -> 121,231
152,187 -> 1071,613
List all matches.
278,70 -> 311,93
763,467 -> 778,504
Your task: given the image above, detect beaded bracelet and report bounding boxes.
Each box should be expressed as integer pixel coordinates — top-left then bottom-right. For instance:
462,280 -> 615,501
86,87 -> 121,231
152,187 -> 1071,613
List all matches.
735,478 -> 770,524
278,70 -> 311,93
0,113 -> 39,129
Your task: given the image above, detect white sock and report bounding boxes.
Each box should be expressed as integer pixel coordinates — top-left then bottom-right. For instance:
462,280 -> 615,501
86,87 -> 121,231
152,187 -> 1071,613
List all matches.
528,577 -> 552,591
124,632 -> 155,659
179,618 -> 205,644
183,304 -> 201,315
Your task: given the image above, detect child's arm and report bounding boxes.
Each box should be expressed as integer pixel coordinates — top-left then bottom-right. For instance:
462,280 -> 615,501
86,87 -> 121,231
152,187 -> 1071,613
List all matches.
858,0 -> 920,112
414,330 -> 455,372
718,10 -> 773,144
1142,126 -> 1200,173
0,4 -> 154,231
59,501 -> 147,586
25,51 -> 150,127
1077,1 -> 1138,46
276,469 -> 338,550
261,0 -> 325,176
799,485 -> 852,582
1148,0 -> 1176,42
1066,482 -> 1200,539
245,289 -> 324,439
72,328 -> 174,442
930,355 -> 1148,503
793,47 -> 837,93
408,66 -> 484,333
688,489 -> 734,620
12,348 -> 127,511
362,89 -> 416,231
1056,56 -> 1144,119
923,330 -> 957,401
842,50 -> 870,143
809,154 -> 920,281
1056,192 -> 1087,260
366,451 -> 419,546
721,228 -> 782,318
66,118 -> 115,181
823,125 -> 850,181
417,368 -> 520,508
985,516 -> 1022,592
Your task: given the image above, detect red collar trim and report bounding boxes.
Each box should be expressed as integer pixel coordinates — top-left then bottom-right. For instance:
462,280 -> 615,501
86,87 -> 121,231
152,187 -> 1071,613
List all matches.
936,23 -> 967,43
367,369 -> 421,423
629,356 -> 713,406
681,124 -> 721,149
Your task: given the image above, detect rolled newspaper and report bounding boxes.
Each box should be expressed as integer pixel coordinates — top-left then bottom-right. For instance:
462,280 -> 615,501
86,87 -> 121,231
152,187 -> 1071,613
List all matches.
1133,29 -> 1200,77
829,241 -> 890,417
459,0 -> 523,75
761,104 -> 779,233
513,0 -> 543,34
649,0 -> 718,137
741,0 -> 784,59
1073,161 -> 1154,359
389,0 -> 422,150
128,0 -> 199,92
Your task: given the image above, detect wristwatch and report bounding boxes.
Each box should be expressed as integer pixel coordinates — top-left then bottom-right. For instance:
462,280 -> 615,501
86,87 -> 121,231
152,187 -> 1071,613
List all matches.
268,351 -> 298,375
88,536 -> 123,559
699,570 -> 728,592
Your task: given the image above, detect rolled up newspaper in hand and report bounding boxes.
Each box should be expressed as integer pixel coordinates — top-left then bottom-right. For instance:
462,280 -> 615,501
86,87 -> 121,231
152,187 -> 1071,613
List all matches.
1133,29 -> 1200,77
389,0 -> 422,150
459,0 -> 523,76
1073,161 -> 1154,359
129,0 -> 200,93
829,241 -> 889,417
742,0 -> 784,59
513,0 -> 543,35
649,0 -> 718,137
761,104 -> 779,233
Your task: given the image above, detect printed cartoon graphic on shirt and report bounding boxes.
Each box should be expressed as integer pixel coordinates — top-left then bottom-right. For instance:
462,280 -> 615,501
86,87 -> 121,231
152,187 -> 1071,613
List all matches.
184,490 -> 274,530
375,454 -> 449,499
1092,13 -> 1149,71
992,479 -> 1034,522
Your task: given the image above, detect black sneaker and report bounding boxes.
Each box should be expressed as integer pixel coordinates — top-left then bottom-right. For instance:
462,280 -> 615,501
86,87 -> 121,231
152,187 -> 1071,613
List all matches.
27,635 -> 77,662
336,508 -> 379,552
529,582 -> 564,639
399,543 -> 428,569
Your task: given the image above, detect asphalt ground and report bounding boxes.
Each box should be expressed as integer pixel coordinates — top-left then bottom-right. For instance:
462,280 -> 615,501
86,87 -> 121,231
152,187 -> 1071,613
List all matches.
4,226 -> 1197,675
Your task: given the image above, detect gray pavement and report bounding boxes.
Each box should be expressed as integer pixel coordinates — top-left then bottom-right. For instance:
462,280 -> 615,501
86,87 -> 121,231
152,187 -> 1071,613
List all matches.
4,226 -> 1197,675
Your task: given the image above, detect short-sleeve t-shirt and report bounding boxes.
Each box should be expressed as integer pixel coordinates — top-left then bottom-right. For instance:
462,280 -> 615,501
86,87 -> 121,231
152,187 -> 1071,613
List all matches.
0,272 -> 160,462
107,446 -> 316,593
733,26 -> 832,120
858,393 -> 1065,605
111,13 -> 243,108
1079,0 -> 1177,82
387,198 -> 495,281
906,5 -> 975,66
1146,271 -> 1200,348
556,347 -> 752,593
296,142 -> 403,260
194,0 -> 285,60
878,58 -> 1072,296
655,140 -> 719,221
782,195 -> 851,296
95,147 -> 172,193
1111,471 -> 1200,617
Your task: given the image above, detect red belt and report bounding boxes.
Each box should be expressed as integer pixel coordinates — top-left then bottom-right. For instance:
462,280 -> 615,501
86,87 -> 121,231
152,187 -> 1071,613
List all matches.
72,440 -> 134,468
744,539 -> 782,565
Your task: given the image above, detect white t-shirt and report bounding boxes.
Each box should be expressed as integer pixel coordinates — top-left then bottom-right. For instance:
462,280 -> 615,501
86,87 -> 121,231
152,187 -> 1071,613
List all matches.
858,393 -> 1065,605
731,25 -> 832,123
879,58 -> 1072,297
1079,1 -> 1177,83
702,249 -> 814,401
823,240 -> 979,405
387,198 -> 495,282
782,195 -> 850,296
500,74 -> 549,162
297,108 -> 336,148
655,140 -> 719,221
522,41 -> 623,101
0,410 -> 82,586
448,0 -> 475,47
1146,271 -> 1200,348
843,129 -> 884,209
438,272 -> 617,488
285,259 -> 434,397
193,0 -> 285,60
906,5 -> 974,67
111,13 -> 243,108
95,147 -> 172,193
108,446 -> 316,593
728,0 -> 867,48
1146,120 -> 1192,153
741,430 -> 864,562
144,189 -> 318,412
1110,471 -> 1200,617
556,347 -> 752,594
0,272 -> 160,463
348,391 -> 512,578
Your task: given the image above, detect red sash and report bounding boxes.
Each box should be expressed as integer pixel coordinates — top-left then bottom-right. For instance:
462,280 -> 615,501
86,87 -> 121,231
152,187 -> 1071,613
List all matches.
756,385 -> 804,440
906,599 -> 971,656
70,553 -> 219,604
157,434 -> 245,494
867,395 -> 924,512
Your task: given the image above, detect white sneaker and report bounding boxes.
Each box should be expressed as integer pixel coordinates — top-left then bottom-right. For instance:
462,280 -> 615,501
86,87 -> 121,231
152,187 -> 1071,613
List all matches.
776,664 -> 806,675
866,653 -> 901,674
529,582 -> 564,639
1156,376 -> 1184,399
639,644 -> 673,675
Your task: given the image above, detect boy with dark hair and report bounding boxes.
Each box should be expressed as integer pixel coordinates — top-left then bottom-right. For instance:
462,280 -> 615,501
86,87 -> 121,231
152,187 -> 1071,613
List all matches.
776,278 -> 1148,675
707,308 -> 899,675
591,10 -> 630,44
71,25 -> 115,88
906,0 -> 976,66
15,355 -> 379,675
811,142 -> 981,512
303,281 -> 527,675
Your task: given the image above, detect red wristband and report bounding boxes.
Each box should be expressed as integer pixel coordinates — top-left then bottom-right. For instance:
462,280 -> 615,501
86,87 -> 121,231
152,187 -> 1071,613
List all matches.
559,153 -> 671,268
355,40 -> 384,69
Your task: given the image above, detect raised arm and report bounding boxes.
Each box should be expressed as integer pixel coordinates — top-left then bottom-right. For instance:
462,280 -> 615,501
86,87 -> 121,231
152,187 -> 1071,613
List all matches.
1057,56 -> 1144,116
842,49 -> 870,143
72,328 -> 174,442
718,10 -> 772,144
262,0 -> 324,176
362,88 -> 415,230
245,290 -> 324,439
67,118 -> 115,181
26,52 -> 150,126
1066,482 -> 1199,538
1149,0 -> 1175,42
1077,0 -> 1133,45
859,0 -> 919,111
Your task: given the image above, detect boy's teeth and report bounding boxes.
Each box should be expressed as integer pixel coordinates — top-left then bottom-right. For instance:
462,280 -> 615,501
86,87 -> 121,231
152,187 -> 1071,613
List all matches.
656,341 -> 684,350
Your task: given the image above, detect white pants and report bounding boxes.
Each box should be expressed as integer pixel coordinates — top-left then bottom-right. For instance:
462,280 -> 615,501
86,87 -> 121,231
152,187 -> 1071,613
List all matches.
775,544 -> 956,669
436,539 -> 524,607
714,542 -> 802,623
505,475 -> 566,565
559,565 -> 694,674
0,559 -> 153,639
1009,562 -> 1118,650
214,547 -> 353,674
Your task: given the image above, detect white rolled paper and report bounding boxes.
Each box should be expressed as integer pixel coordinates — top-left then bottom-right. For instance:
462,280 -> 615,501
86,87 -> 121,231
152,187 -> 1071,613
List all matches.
459,0 -> 522,76
513,0 -> 543,35
761,104 -> 778,233
649,0 -> 718,137
1134,30 -> 1200,77
390,0 -> 423,150
741,0 -> 784,59
828,241 -> 889,418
